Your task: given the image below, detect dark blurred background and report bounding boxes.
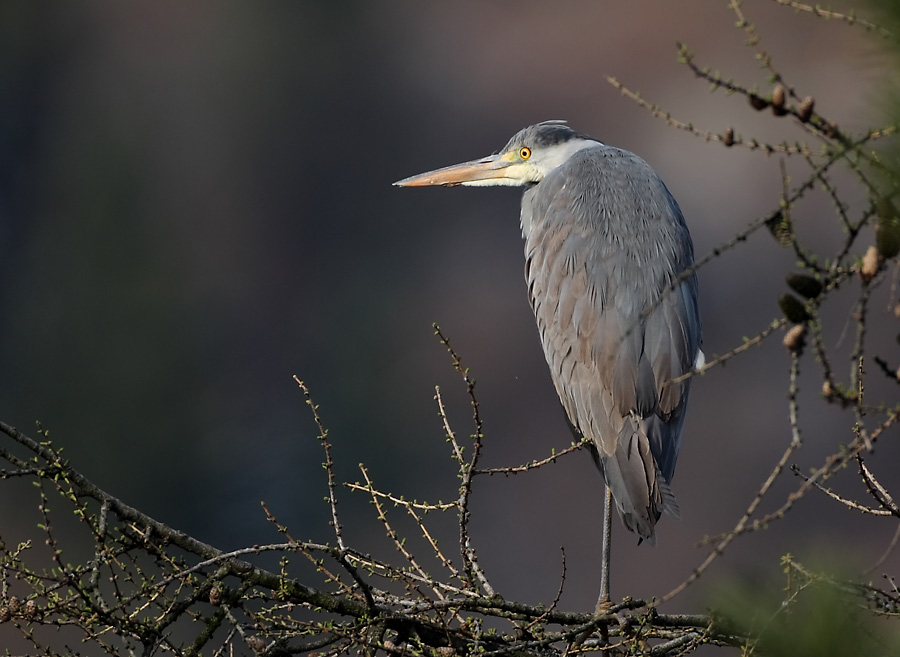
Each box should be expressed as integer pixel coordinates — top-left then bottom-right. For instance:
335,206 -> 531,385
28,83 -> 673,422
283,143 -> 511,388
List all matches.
1,0 -> 898,618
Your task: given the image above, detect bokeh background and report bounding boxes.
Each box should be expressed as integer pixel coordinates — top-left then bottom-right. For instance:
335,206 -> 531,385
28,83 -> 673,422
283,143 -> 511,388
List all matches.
1,0 -> 898,626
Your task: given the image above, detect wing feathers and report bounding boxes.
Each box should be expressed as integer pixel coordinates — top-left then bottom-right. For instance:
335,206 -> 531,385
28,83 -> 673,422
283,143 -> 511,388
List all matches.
520,145 -> 701,544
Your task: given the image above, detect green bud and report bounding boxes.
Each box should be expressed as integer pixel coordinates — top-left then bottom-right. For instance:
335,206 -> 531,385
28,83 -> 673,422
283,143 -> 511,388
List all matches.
766,211 -> 793,247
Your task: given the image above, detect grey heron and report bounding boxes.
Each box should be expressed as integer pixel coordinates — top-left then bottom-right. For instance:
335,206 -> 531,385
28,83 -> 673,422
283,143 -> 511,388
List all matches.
394,121 -> 703,602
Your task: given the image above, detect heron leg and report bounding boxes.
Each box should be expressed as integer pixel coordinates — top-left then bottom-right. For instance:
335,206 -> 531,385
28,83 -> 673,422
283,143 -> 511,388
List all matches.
596,484 -> 613,612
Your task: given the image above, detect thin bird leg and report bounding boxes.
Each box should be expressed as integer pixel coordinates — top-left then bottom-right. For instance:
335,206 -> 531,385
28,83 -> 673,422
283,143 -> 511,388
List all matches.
572,486 -> 614,651
596,484 -> 613,612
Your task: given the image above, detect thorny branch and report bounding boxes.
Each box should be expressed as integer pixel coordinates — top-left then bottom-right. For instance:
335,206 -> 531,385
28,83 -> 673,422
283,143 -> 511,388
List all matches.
770,0 -> 894,38
0,416 -> 740,656
433,323 -> 494,597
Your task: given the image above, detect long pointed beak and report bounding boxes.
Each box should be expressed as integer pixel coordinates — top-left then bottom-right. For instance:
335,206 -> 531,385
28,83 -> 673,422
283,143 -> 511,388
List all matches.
393,154 -> 513,187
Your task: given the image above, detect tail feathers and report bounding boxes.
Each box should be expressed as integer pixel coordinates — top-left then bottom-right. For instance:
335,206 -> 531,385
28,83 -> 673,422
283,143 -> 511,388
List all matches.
597,417 -> 679,545
660,480 -> 680,519
635,479 -> 679,547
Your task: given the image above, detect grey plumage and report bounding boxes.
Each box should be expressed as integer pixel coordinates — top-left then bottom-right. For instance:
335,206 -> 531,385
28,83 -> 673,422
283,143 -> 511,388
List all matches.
395,121 -> 702,545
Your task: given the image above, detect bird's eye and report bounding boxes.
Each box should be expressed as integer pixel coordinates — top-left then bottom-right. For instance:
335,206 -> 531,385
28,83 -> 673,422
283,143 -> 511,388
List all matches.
519,147 -> 532,160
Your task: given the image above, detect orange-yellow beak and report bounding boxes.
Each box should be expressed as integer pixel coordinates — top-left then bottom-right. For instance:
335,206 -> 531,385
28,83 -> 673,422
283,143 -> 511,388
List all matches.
393,153 -> 518,187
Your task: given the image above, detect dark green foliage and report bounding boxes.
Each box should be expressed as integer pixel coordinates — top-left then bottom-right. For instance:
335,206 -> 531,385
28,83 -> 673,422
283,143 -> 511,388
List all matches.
778,293 -> 810,323
876,213 -> 900,258
712,564 -> 900,657
785,273 -> 823,299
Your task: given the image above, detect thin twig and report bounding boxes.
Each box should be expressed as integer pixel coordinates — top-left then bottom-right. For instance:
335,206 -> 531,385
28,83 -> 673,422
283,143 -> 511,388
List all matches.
858,456 -> 900,516
865,524 -> 900,576
667,318 -> 787,387
769,0 -> 894,38
434,324 -> 495,597
524,547 -> 567,633
606,76 -> 817,156
474,439 -> 589,475
345,481 -> 462,582
294,376 -> 345,550
706,411 -> 900,548
358,464 -> 438,597
665,352 -> 805,602
789,465 -> 893,516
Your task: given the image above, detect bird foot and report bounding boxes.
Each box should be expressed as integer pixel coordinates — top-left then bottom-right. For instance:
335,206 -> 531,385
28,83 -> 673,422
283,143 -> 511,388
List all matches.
594,595 -> 613,616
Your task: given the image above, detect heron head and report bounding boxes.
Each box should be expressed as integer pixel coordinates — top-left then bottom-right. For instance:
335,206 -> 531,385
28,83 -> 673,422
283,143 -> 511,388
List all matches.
393,121 -> 602,188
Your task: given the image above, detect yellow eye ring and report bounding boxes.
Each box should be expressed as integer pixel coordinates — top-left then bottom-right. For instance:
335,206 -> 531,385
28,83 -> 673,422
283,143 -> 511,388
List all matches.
519,146 -> 532,160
